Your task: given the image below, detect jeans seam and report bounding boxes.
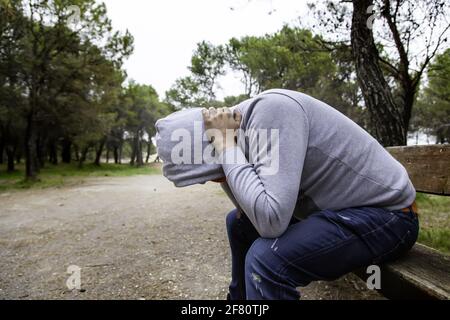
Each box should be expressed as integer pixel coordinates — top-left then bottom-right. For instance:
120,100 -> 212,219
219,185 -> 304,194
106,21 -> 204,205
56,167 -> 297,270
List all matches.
372,229 -> 413,264
275,235 -> 358,298
358,213 -> 398,239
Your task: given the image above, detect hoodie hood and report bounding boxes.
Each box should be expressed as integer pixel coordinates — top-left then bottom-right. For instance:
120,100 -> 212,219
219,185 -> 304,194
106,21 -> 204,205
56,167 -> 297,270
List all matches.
155,108 -> 224,187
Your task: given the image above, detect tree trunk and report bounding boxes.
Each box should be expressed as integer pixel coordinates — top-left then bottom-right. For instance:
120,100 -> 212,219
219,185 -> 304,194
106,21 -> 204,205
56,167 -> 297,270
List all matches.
145,141 -> 152,163
130,131 -> 143,167
74,145 -> 80,162
36,134 -> 46,168
6,146 -> 15,172
16,150 -> 22,164
402,85 -> 416,133
25,113 -> 39,180
136,138 -> 143,166
351,0 -> 406,146
118,143 -> 123,164
94,139 -> 106,166
130,144 -> 135,166
380,0 -> 419,134
113,147 -> 119,164
0,140 -> 4,164
106,148 -> 110,163
48,141 -> 58,165
78,147 -> 89,168
61,139 -> 72,163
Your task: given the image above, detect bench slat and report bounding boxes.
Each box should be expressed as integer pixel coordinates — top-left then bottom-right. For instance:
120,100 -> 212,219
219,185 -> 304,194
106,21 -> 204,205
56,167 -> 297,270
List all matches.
356,244 -> 450,300
387,145 -> 450,195
353,145 -> 450,299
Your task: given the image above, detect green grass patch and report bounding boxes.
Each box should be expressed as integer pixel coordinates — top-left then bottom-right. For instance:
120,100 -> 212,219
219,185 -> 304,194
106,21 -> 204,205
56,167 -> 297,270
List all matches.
0,162 -> 161,192
418,228 -> 450,254
416,193 -> 450,254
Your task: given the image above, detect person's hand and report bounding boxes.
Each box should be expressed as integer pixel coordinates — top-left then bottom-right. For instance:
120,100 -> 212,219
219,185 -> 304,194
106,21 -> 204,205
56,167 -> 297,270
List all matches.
202,107 -> 242,154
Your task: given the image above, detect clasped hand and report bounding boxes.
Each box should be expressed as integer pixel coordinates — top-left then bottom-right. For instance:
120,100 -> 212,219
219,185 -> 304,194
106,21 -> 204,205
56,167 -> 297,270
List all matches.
202,107 -> 242,154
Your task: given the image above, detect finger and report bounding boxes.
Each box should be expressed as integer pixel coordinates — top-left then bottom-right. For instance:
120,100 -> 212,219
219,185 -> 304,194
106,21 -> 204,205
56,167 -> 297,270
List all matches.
209,107 -> 218,117
234,111 -> 242,123
201,108 -> 209,119
223,107 -> 232,115
220,107 -> 230,118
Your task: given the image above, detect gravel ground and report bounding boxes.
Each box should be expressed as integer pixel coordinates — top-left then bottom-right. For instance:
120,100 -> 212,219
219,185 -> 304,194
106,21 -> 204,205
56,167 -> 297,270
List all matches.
0,174 -> 381,300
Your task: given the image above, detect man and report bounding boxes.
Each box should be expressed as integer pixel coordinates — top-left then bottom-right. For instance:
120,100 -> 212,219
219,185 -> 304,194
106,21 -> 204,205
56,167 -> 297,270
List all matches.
155,89 -> 419,300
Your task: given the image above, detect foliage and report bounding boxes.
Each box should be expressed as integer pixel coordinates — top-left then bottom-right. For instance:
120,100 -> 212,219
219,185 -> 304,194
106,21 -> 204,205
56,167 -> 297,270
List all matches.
0,0 -> 172,176
166,26 -> 365,123
166,41 -> 226,108
307,0 -> 450,145
412,49 -> 450,134
0,162 -> 161,192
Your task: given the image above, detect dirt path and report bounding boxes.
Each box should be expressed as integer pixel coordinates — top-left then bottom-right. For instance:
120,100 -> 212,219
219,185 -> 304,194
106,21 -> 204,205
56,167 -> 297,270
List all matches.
0,174 -> 381,300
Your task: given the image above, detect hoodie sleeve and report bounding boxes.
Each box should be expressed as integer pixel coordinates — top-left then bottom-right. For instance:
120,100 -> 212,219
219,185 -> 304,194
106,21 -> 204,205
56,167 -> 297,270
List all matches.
221,93 -> 309,238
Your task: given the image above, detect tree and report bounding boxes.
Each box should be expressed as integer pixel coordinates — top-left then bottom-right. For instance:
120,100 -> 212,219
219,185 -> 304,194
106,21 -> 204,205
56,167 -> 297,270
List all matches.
124,82 -> 170,167
0,0 -> 133,177
226,37 -> 258,96
223,94 -> 250,107
165,76 -> 204,108
309,0 -> 450,145
190,41 -> 226,101
166,41 -> 226,108
0,0 -> 27,172
224,26 -> 364,121
167,25 -> 364,121
412,49 -> 450,135
351,0 -> 405,145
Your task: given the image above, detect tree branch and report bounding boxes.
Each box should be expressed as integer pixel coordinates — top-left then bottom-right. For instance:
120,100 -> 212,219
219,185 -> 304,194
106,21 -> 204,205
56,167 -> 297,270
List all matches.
412,23 -> 450,88
378,55 -> 400,78
381,0 -> 411,82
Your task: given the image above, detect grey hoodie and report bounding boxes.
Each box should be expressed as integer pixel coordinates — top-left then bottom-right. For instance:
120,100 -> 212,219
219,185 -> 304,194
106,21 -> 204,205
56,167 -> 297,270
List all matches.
155,108 -> 225,187
155,89 -> 416,238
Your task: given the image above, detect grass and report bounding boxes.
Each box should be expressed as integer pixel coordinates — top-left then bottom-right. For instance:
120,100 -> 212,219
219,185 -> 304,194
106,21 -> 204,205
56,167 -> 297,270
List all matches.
416,192 -> 450,254
0,162 -> 161,192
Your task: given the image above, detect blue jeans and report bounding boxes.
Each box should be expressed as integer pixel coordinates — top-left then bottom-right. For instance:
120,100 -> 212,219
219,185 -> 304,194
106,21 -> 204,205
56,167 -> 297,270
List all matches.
226,206 -> 419,300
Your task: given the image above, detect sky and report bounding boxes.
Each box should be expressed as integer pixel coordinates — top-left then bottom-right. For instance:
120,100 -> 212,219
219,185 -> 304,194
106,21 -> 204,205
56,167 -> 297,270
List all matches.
102,0 -> 310,99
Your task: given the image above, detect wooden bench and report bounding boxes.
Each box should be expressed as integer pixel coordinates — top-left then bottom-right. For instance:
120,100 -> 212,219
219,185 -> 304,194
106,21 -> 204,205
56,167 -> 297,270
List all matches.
356,145 -> 450,299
